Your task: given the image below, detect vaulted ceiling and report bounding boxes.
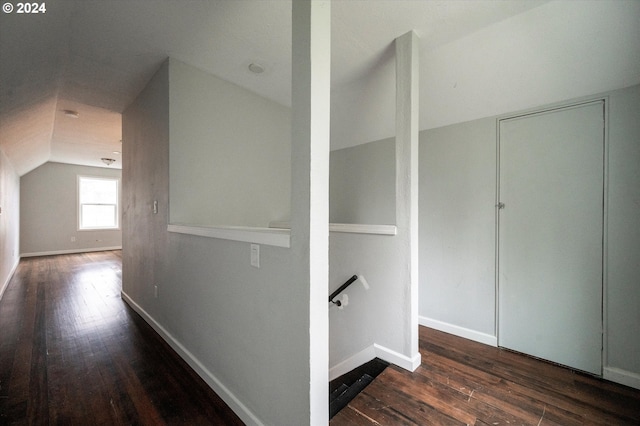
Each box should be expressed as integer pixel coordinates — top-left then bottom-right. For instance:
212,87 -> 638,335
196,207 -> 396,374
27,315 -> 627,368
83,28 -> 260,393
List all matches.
1,0 -> 639,176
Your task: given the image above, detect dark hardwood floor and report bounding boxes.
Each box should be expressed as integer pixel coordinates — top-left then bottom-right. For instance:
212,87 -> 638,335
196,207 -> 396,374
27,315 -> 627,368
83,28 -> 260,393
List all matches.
331,327 -> 640,425
3,251 -> 639,425
0,251 -> 244,425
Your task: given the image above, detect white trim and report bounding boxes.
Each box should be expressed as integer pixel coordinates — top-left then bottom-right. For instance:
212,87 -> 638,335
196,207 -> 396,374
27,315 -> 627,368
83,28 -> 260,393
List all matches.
20,246 -> 122,258
330,223 -> 397,235
420,316 -> 498,347
168,224 -> 290,248
374,344 -> 421,372
329,343 -> 421,382
269,221 -> 397,236
603,367 -> 640,390
267,221 -> 290,229
495,116 -> 502,340
0,258 -> 20,301
601,96 -> 610,372
329,346 -> 376,381
121,291 -> 265,426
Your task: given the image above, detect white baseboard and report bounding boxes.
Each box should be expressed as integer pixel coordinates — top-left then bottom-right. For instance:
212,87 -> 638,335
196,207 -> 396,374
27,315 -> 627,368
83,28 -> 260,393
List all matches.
329,344 -> 421,382
329,346 -> 376,381
20,246 -> 122,258
374,344 -> 421,372
604,366 -> 640,390
0,258 -> 20,301
419,316 -> 498,347
120,291 -> 264,426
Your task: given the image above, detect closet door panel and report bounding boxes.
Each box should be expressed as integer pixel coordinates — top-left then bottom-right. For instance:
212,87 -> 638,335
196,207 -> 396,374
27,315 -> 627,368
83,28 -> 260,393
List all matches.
498,101 -> 604,375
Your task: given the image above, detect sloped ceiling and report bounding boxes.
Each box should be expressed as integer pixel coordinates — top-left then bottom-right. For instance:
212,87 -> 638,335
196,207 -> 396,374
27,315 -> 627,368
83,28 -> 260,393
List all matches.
1,0 -> 639,176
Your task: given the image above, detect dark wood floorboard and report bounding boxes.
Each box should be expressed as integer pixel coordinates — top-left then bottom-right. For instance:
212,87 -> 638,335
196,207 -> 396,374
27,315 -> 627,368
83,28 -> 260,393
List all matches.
5,251 -> 639,425
332,326 -> 640,425
0,251 -> 244,425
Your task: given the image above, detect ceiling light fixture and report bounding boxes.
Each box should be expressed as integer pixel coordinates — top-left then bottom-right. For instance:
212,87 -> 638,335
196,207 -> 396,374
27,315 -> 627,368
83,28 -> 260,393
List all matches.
113,151 -> 121,155
63,109 -> 79,118
101,157 -> 116,166
248,63 -> 265,74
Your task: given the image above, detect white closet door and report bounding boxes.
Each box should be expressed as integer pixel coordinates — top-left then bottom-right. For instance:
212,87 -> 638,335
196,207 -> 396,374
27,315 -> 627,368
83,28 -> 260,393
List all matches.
498,101 -> 604,375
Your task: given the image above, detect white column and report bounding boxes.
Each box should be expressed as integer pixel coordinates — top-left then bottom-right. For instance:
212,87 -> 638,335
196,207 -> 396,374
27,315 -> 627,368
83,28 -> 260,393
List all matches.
395,30 -> 421,367
291,0 -> 331,424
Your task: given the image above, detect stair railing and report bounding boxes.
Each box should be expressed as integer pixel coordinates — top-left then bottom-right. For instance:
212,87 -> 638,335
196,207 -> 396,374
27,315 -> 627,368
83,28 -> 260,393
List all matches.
329,275 -> 358,306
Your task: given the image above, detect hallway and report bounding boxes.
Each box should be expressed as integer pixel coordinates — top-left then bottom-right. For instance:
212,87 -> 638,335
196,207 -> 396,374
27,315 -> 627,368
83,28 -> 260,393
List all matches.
0,251 -> 243,425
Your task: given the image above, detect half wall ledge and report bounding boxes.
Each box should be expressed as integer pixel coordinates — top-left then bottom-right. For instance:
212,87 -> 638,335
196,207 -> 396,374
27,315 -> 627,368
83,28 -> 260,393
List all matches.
269,221 -> 397,236
167,223 -> 291,248
167,222 -> 397,248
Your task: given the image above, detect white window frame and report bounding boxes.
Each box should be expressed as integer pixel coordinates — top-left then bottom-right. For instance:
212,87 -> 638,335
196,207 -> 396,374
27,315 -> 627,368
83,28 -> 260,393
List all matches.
78,175 -> 120,230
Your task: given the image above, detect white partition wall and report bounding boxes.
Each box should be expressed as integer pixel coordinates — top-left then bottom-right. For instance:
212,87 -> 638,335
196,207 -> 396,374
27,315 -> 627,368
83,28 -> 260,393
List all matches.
122,2 -> 333,423
290,0 -> 331,423
328,30 -> 421,379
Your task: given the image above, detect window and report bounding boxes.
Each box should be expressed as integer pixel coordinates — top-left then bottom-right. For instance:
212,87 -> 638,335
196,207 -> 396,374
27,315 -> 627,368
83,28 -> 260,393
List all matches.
78,176 -> 119,230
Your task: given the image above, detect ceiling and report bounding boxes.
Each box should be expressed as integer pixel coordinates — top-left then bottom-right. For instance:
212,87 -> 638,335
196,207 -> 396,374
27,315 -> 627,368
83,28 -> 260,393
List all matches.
1,0 -> 638,176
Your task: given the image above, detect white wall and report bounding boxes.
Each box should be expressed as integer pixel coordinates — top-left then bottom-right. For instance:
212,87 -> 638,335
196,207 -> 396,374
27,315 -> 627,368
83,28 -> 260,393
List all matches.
0,148 -> 20,299
117,5 -> 640,423
331,0 -> 640,150
605,84 -> 640,386
420,0 -> 640,131
20,162 -> 122,256
122,2 -> 331,420
329,137 -> 395,225
329,232 -> 419,375
331,85 -> 640,388
169,59 -> 291,228
419,117 -> 497,342
121,60 -> 170,332
328,31 -> 421,379
419,84 -> 640,388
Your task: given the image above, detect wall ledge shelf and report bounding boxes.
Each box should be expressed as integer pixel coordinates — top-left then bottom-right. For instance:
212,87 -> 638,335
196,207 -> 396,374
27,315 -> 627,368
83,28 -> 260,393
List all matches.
168,224 -> 291,248
167,222 -> 396,246
269,221 -> 397,236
